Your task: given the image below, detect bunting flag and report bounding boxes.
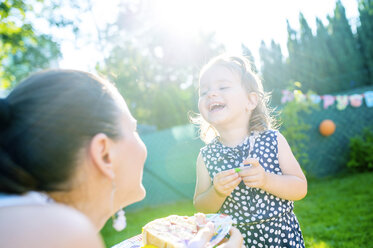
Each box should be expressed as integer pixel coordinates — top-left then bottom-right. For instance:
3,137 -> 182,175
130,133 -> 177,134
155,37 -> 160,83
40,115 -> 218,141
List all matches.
281,90 -> 373,109
309,94 -> 322,104
281,90 -> 294,104
336,95 -> 349,110
349,94 -> 363,107
294,90 -> 307,102
322,95 -> 335,109
365,91 -> 373,107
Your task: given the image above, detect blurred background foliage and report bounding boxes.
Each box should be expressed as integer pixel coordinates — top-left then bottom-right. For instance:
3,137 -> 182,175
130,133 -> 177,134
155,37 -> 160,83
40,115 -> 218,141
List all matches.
94,2 -> 225,128
1,0 -> 373,176
259,0 -> 373,105
1,0 -> 372,129
0,0 -> 82,90
347,127 -> 373,172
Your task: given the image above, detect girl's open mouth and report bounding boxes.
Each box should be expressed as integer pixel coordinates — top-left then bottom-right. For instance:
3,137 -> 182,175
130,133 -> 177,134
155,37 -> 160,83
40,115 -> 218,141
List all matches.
209,103 -> 226,112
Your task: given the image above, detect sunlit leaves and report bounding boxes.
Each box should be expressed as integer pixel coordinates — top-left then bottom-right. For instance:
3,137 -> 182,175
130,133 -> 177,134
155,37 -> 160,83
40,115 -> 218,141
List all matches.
96,2 -> 224,129
0,0 -> 63,87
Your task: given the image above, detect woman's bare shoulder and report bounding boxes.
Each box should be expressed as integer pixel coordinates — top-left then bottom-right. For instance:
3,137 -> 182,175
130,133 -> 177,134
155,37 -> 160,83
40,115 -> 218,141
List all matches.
0,203 -> 104,248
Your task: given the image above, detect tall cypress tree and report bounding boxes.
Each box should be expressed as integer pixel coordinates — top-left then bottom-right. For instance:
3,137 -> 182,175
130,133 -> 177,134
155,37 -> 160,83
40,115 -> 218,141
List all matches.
261,1 -> 369,96
298,13 -> 318,91
327,0 -> 366,89
357,0 -> 373,84
314,18 -> 341,93
259,40 -> 288,105
241,43 -> 258,73
286,19 -> 301,84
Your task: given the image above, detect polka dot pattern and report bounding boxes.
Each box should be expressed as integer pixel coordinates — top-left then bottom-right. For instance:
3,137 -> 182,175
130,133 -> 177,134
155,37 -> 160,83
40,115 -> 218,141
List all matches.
201,130 -> 305,247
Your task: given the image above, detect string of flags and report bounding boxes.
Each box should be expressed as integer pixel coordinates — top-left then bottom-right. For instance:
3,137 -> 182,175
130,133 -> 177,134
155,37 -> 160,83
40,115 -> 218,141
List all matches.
281,89 -> 373,110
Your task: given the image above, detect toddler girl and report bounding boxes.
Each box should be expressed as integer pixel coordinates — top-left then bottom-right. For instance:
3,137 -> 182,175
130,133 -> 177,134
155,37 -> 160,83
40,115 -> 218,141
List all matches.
193,55 -> 307,247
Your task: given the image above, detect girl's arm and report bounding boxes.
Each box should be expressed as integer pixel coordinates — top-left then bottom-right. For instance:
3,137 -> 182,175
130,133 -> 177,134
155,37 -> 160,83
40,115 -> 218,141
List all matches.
262,132 -> 307,201
239,132 -> 307,201
193,152 -> 241,213
194,152 -> 226,213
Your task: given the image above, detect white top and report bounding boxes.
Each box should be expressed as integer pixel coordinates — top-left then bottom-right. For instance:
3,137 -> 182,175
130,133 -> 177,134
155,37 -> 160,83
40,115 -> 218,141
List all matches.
0,191 -> 53,208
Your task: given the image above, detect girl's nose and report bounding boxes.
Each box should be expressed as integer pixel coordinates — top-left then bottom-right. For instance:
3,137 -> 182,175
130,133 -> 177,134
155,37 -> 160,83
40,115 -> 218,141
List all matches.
207,89 -> 218,98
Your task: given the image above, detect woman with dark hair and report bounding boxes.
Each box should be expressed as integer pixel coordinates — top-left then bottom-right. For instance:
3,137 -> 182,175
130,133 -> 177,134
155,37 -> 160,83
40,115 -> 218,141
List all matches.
0,70 -> 243,248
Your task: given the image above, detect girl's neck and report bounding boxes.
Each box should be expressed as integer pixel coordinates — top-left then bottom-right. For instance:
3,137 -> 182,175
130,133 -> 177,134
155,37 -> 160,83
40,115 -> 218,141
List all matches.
217,127 -> 250,148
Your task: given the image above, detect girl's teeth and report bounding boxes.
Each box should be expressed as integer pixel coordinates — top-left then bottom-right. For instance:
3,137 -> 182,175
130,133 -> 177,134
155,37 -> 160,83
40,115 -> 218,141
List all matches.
210,104 -> 224,111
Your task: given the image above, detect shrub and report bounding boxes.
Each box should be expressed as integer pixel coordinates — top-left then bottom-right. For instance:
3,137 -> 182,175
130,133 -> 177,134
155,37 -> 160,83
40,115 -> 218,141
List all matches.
280,89 -> 319,173
347,128 -> 373,172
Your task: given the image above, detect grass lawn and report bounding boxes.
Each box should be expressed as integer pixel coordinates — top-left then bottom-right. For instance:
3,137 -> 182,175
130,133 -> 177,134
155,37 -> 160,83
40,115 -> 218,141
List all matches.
101,172 -> 373,248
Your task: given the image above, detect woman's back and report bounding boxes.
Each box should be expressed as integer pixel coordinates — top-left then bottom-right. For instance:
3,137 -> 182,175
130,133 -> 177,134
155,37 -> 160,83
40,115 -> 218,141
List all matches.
0,203 -> 104,248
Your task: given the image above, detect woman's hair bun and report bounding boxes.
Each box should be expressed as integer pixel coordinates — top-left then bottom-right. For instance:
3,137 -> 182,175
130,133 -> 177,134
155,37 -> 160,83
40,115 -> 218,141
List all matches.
0,99 -> 11,128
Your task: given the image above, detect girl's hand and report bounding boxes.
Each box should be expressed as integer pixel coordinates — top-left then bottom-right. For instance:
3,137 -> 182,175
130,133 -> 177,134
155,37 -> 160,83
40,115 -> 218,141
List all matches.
238,158 -> 267,189
188,224 -> 244,248
187,222 -> 215,248
213,169 -> 242,197
216,226 -> 244,248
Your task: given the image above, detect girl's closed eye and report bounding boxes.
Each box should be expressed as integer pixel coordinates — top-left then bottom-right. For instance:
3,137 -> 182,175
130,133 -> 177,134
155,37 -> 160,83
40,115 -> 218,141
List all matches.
200,90 -> 208,96
219,86 -> 230,90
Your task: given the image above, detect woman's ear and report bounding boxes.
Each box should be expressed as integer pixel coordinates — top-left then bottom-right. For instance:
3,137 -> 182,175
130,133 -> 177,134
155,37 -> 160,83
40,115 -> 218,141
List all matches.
246,92 -> 258,111
89,133 -> 115,180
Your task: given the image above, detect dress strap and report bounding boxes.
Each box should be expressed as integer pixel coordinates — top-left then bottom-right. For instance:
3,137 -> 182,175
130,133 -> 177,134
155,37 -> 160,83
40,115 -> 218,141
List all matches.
248,131 -> 260,159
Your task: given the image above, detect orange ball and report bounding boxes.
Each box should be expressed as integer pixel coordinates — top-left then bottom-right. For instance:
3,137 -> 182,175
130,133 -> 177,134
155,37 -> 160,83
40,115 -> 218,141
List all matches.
319,119 -> 336,136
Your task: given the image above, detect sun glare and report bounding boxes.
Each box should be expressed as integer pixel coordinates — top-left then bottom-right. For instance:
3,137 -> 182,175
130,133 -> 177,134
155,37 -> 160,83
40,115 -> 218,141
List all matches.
149,0 -> 267,58
152,0 -> 216,36
58,0 -> 359,71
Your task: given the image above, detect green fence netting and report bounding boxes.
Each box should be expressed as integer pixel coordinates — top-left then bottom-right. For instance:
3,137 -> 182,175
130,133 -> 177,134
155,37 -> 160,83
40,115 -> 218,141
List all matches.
293,85 -> 373,177
126,125 -> 203,210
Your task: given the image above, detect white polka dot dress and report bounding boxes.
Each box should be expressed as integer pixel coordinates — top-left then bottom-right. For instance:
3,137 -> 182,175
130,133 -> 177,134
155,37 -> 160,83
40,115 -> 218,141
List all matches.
200,130 -> 305,248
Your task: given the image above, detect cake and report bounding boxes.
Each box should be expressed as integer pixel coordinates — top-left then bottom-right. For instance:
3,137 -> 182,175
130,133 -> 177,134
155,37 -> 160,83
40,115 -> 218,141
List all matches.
142,214 -> 207,248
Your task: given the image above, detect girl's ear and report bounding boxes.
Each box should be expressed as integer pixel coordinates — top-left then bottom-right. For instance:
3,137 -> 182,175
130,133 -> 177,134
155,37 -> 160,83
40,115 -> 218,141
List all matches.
246,92 -> 258,111
89,133 -> 115,180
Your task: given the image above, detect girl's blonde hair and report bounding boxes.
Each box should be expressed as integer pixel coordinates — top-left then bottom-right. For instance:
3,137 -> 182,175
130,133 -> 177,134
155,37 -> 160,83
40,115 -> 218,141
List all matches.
191,54 -> 278,143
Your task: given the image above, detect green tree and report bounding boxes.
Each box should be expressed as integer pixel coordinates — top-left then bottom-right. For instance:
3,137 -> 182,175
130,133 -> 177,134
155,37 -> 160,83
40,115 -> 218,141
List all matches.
286,19 -> 302,85
0,0 -> 81,90
97,2 -> 225,129
297,13 -> 318,89
259,40 -> 288,105
0,0 -> 61,89
97,42 -> 199,129
313,18 -> 341,93
357,0 -> 373,83
326,0 -> 366,89
263,1 -> 368,95
286,14 -> 313,89
241,43 -> 258,73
